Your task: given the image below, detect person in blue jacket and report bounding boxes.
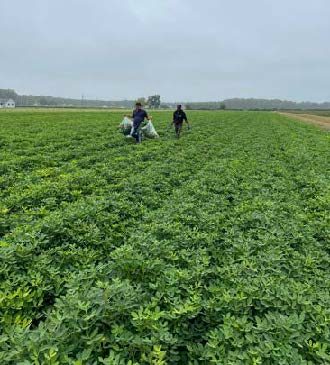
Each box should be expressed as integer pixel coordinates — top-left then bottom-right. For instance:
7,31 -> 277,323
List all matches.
131,102 -> 151,143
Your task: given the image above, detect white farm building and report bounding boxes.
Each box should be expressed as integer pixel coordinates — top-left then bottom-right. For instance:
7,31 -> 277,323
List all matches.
0,98 -> 15,108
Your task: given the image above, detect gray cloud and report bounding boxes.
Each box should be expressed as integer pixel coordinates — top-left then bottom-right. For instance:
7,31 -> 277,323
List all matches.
1,0 -> 329,101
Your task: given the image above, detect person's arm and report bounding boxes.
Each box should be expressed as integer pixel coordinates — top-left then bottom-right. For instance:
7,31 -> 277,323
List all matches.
183,111 -> 188,123
144,110 -> 151,121
183,111 -> 191,129
173,111 -> 176,123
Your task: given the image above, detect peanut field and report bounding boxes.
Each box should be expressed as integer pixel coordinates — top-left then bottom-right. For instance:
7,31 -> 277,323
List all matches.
0,109 -> 329,364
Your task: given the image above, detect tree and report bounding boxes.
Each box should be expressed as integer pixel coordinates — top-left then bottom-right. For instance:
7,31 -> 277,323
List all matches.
0,89 -> 18,101
135,97 -> 146,106
147,95 -> 161,109
220,102 -> 226,110
39,97 -> 48,106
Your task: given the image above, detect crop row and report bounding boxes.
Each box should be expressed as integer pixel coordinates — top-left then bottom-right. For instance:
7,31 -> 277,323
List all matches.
0,110 -> 329,364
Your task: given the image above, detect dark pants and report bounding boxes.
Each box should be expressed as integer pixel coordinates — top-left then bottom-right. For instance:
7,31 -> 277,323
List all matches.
131,121 -> 142,143
174,121 -> 183,137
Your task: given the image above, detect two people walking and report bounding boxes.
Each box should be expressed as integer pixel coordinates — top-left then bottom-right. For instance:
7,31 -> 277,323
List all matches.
128,103 -> 190,143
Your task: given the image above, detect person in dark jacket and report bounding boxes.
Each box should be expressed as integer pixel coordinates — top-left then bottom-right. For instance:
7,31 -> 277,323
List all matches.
131,102 -> 151,143
173,105 -> 190,138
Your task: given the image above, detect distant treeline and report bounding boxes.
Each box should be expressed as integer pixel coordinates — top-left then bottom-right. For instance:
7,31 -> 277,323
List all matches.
17,96 -> 134,108
0,89 -> 134,108
1,89 -> 330,110
185,98 -> 330,110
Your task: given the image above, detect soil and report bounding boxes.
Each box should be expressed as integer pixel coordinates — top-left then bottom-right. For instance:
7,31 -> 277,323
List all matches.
278,112 -> 330,131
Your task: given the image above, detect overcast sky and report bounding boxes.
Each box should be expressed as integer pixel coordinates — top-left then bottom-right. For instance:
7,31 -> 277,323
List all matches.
1,0 -> 329,102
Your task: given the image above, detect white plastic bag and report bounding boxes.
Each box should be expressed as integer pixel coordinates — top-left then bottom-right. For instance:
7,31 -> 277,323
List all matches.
119,117 -> 133,135
141,120 -> 159,138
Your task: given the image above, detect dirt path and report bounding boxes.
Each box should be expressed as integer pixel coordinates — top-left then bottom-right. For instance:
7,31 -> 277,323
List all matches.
278,112 -> 330,131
